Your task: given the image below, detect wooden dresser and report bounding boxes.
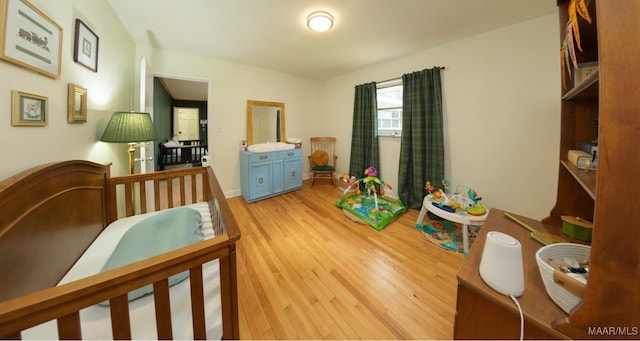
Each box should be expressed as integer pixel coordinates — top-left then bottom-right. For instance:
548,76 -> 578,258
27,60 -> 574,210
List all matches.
454,209 -> 571,339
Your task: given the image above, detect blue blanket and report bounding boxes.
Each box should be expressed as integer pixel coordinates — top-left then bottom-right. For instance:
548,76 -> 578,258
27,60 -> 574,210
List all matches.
100,207 -> 203,303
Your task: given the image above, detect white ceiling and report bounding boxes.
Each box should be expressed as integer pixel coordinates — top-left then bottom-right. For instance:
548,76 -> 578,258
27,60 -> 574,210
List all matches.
107,0 -> 557,100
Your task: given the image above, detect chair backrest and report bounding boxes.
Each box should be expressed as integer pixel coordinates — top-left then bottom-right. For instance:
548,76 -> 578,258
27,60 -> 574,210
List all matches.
309,137 -> 337,167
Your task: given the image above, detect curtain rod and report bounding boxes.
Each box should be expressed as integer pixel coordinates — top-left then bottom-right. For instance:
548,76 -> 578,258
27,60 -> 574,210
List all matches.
377,66 -> 446,84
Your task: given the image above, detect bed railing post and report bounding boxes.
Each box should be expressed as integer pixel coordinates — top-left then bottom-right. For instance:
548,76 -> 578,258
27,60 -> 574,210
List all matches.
219,247 -> 239,340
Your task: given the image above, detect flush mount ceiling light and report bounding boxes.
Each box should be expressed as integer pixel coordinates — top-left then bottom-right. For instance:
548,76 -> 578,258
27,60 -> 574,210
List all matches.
307,11 -> 333,32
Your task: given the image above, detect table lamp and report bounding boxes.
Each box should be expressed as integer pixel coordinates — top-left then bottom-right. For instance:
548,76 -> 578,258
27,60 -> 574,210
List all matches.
479,231 -> 525,297
101,111 -> 157,174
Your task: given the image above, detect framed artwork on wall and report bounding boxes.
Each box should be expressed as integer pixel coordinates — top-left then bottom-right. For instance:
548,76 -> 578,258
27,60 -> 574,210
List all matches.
0,0 -> 63,79
12,90 -> 48,126
67,83 -> 87,123
73,19 -> 98,72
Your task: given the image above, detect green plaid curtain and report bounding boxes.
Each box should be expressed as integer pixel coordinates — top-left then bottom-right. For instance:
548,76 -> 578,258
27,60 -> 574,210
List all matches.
398,68 -> 444,209
349,82 -> 380,179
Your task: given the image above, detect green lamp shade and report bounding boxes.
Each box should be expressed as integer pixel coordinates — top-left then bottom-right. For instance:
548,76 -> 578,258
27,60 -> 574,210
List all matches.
101,112 -> 157,143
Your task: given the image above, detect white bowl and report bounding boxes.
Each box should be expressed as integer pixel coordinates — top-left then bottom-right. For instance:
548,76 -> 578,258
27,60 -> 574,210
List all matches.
535,243 -> 591,313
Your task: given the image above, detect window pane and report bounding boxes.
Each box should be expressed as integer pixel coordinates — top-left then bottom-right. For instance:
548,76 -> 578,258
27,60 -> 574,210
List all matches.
378,85 -> 402,109
377,82 -> 403,136
377,79 -> 402,136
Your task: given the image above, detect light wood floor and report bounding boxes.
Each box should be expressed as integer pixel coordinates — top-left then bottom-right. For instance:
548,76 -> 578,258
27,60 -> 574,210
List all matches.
227,180 -> 465,340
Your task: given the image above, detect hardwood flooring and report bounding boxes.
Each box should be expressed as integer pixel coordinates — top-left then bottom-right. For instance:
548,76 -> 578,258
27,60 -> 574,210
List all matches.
227,180 -> 465,340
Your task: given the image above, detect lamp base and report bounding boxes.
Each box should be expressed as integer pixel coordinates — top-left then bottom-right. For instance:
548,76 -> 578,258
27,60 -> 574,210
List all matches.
127,143 -> 136,174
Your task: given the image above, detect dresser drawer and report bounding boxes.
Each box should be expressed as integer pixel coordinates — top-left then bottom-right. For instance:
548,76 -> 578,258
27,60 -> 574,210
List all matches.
278,148 -> 301,159
249,152 -> 273,163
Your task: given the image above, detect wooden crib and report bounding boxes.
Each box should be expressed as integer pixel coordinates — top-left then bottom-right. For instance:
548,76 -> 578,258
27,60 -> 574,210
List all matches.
0,160 -> 240,339
158,140 -> 208,170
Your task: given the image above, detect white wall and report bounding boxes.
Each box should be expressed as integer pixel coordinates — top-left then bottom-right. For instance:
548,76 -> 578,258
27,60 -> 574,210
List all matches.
321,14 -> 560,220
0,0 -> 136,178
139,48 -> 324,196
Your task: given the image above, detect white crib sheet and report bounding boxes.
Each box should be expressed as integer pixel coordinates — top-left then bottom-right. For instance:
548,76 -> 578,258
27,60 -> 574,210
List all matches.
23,202 -> 223,340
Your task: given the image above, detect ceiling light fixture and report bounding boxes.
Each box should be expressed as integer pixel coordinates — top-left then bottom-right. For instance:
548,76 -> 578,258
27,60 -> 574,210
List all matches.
307,11 -> 333,32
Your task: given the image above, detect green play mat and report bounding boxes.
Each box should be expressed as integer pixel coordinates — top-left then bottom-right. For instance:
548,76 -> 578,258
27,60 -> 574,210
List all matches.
335,193 -> 407,231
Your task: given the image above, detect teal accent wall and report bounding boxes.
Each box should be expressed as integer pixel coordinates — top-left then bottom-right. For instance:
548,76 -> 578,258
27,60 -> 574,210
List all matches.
153,77 -> 173,170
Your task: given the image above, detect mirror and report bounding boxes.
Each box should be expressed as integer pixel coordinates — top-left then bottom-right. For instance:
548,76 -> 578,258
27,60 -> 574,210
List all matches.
246,100 -> 285,145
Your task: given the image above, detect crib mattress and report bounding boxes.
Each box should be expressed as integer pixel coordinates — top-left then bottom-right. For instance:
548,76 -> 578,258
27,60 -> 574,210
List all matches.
23,202 -> 222,340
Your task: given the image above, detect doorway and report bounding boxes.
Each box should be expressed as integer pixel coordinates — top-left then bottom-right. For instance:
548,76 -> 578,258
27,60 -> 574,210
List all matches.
152,76 -> 209,170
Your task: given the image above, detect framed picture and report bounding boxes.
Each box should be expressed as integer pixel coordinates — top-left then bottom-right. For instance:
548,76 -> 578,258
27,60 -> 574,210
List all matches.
67,83 -> 87,123
12,90 -> 48,126
73,19 -> 98,72
0,0 -> 63,79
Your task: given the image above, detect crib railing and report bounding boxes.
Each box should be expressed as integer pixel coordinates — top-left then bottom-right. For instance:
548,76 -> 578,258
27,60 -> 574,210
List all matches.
0,166 -> 240,340
107,166 -> 209,221
0,234 -> 231,339
158,143 -> 208,170
107,166 -> 241,338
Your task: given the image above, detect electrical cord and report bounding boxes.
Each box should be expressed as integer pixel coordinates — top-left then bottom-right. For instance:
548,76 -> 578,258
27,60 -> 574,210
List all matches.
509,294 -> 524,341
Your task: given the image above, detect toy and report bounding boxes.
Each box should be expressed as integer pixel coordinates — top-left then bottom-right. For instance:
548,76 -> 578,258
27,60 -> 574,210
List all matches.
424,179 -> 487,215
441,178 -> 450,193
361,166 -> 389,196
467,188 -> 482,205
336,167 -> 406,230
424,181 -> 434,194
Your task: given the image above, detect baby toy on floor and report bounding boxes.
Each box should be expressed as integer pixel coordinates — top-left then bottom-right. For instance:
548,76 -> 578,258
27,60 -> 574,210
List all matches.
335,166 -> 406,230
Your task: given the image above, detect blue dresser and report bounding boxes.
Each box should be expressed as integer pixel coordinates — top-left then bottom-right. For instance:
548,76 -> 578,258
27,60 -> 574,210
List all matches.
240,148 -> 303,202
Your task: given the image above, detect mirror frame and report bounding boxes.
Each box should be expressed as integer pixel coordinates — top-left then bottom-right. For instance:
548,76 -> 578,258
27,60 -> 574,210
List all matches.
246,100 -> 286,145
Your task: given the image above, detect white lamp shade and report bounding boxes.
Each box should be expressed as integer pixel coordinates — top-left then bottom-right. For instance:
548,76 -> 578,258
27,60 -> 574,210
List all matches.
479,231 -> 525,296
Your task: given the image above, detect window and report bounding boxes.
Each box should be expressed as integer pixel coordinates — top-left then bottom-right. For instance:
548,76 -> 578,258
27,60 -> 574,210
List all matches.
377,79 -> 403,136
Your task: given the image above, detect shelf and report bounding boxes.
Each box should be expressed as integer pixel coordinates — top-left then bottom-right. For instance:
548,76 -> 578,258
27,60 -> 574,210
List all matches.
561,160 -> 596,199
533,1 -> 640,338
562,68 -> 599,101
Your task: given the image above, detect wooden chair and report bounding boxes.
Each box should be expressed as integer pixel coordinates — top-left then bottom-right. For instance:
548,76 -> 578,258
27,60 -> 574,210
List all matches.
308,137 -> 337,187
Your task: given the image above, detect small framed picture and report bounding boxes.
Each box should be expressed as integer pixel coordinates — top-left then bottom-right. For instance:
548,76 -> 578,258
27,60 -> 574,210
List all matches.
73,19 -> 99,72
0,0 -> 63,78
12,90 -> 48,126
67,83 -> 87,123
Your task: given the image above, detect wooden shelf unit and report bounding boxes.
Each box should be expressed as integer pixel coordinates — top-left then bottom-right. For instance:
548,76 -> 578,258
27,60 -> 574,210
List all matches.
544,0 -> 640,338
455,1 -> 640,339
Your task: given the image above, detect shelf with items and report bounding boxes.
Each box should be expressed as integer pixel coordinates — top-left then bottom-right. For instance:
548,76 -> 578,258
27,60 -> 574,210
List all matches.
560,160 -> 596,199
549,0 -> 600,228
544,164 -> 595,227
558,0 -> 598,95
455,2 -> 640,339
546,1 -> 640,339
